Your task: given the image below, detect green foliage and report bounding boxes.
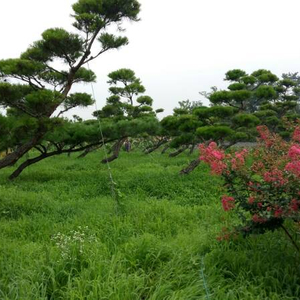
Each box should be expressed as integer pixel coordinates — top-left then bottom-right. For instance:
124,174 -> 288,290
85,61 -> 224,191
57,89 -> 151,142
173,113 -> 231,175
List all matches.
228,83 -> 246,91
42,28 -> 83,62
161,69 -> 300,155
196,125 -> 234,140
98,33 -> 128,50
225,69 -> 247,81
209,90 -> 232,105
255,85 -> 277,100
241,75 -> 257,85
93,69 -> 160,143
64,93 -> 94,110
0,58 -> 44,76
72,0 -> 140,32
251,69 -> 279,83
232,113 -> 260,127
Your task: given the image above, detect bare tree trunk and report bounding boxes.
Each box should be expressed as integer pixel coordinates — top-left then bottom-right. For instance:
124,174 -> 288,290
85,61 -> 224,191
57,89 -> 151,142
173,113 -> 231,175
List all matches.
144,138 -> 168,154
179,159 -> 200,175
161,145 -> 169,154
101,138 -> 126,164
77,148 -> 91,158
169,146 -> 187,157
189,144 -> 197,155
9,151 -> 60,180
0,132 -> 45,169
77,145 -> 101,158
8,140 -> 108,180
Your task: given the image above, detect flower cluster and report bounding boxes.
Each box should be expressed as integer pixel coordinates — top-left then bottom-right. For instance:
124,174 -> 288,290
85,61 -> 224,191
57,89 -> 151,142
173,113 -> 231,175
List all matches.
199,142 -> 226,175
221,195 -> 235,211
199,125 -> 300,236
51,226 -> 97,260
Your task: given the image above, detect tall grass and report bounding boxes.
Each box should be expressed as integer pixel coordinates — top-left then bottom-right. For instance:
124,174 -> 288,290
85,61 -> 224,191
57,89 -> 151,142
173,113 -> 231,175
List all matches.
0,150 -> 299,299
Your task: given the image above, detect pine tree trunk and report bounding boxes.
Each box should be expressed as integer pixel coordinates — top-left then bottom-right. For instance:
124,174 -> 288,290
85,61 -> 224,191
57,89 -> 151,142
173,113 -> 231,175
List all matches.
189,144 -> 196,155
0,132 -> 45,170
8,151 -> 59,180
161,145 -> 169,154
179,159 -> 200,175
101,138 -> 126,164
77,145 -> 100,158
8,141 -> 105,180
144,139 -> 168,154
77,148 -> 91,158
169,146 -> 187,157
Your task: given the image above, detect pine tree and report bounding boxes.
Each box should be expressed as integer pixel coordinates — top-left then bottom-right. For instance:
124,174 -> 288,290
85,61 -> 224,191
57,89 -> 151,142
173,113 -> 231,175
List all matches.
0,0 -> 141,176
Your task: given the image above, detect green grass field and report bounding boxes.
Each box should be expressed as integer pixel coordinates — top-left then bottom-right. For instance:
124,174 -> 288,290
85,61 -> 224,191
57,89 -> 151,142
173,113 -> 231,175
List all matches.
0,150 -> 299,299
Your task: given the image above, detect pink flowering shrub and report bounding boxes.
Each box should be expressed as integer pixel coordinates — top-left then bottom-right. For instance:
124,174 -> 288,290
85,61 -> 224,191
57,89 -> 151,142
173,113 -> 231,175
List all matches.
200,125 -> 300,237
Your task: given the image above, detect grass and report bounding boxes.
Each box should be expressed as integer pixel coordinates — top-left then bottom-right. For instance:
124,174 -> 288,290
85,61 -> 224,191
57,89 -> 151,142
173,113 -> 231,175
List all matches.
0,150 -> 299,299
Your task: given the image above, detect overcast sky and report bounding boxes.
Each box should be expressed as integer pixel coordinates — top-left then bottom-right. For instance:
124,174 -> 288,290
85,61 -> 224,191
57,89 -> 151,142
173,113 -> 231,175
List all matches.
1,0 -> 300,119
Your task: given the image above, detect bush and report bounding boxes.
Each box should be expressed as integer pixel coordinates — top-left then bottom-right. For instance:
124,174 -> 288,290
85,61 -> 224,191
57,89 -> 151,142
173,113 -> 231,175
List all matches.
199,125 -> 300,250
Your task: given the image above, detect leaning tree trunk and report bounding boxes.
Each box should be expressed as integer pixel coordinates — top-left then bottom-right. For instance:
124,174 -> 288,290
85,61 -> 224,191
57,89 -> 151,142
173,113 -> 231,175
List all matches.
144,138 -> 168,154
161,145 -> 169,154
77,145 -> 101,158
8,140 -> 107,180
169,146 -> 187,157
101,138 -> 126,164
77,147 -> 91,158
179,158 -> 200,175
8,151 -> 60,180
0,131 -> 45,170
189,144 -> 197,155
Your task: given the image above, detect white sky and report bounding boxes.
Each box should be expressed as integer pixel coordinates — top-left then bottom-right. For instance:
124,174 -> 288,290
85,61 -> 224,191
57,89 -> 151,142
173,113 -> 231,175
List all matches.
1,0 -> 300,119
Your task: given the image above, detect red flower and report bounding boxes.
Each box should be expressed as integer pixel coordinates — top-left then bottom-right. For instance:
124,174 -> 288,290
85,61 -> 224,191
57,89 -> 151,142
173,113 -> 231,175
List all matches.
292,127 -> 300,142
248,197 -> 255,204
221,195 -> 235,211
252,214 -> 267,223
290,199 -> 298,212
199,143 -> 226,175
274,207 -> 283,218
263,168 -> 287,187
285,161 -> 300,177
288,145 -> 300,160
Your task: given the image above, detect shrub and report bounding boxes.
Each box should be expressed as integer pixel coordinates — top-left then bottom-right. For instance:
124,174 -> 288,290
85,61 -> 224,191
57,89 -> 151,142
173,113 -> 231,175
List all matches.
199,125 -> 300,250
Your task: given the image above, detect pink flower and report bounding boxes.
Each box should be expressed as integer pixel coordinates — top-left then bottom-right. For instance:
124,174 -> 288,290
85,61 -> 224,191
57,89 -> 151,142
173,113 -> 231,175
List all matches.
211,150 -> 224,160
199,142 -> 227,175
290,199 -> 299,212
248,196 -> 255,204
274,207 -> 283,218
257,125 -> 273,147
231,149 -> 248,170
252,214 -> 267,223
285,161 -> 300,177
263,169 -> 287,187
208,141 -> 217,148
292,127 -> 300,142
221,195 -> 235,211
288,145 -> 300,160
